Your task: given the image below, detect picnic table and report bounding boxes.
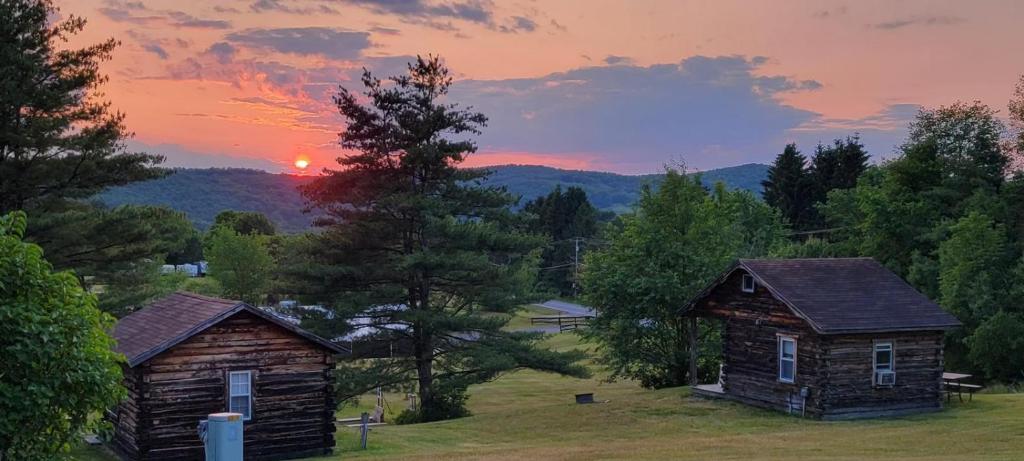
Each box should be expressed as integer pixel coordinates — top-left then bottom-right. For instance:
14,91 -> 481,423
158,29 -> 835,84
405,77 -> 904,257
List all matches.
943,372 -> 983,402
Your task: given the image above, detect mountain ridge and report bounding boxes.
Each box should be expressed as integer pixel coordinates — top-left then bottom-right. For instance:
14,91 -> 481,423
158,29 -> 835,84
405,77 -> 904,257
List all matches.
99,163 -> 769,232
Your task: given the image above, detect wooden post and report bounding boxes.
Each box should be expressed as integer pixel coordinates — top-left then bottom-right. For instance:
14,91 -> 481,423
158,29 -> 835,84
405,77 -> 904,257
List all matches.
359,412 -> 369,449
688,316 -> 698,386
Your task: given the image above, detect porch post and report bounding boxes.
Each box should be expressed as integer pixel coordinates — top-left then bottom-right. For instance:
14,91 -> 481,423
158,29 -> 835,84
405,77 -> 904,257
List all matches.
688,315 -> 698,386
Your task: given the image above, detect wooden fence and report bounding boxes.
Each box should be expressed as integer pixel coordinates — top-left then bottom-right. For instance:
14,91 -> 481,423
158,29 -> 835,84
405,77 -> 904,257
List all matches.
529,315 -> 594,332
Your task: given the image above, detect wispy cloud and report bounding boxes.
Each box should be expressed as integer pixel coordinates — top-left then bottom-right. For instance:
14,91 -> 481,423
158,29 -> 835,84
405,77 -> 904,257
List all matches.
99,0 -> 231,29
341,0 -> 493,24
141,43 -> 169,59
340,0 -> 539,34
224,27 -> 372,60
249,0 -> 340,15
205,42 -> 237,64
498,16 -> 536,33
370,25 -> 402,35
603,55 -> 633,65
125,29 -> 189,60
870,15 -> 965,30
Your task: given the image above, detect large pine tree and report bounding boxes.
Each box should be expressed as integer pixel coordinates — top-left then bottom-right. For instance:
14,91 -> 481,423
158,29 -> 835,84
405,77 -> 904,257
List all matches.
810,135 -> 869,195
0,0 -> 186,314
297,56 -> 586,421
762,143 -> 814,230
0,0 -> 165,212
807,136 -> 870,228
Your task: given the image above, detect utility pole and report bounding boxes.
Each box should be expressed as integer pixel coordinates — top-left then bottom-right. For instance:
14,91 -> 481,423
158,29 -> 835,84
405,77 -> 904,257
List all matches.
573,237 -> 580,297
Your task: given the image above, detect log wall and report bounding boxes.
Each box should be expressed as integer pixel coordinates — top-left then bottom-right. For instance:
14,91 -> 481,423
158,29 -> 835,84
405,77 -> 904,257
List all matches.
111,311 -> 337,461
819,331 -> 945,419
111,365 -> 145,459
694,270 -> 826,417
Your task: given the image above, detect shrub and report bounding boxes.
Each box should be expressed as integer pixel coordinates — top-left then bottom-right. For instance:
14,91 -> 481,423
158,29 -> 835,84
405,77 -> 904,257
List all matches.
968,311 -> 1024,382
0,212 -> 125,459
394,382 -> 471,424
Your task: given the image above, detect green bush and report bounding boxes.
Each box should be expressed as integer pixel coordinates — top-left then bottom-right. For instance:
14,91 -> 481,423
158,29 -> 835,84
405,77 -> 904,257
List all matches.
179,276 -> 224,297
394,382 -> 471,424
0,212 -> 125,459
968,311 -> 1024,382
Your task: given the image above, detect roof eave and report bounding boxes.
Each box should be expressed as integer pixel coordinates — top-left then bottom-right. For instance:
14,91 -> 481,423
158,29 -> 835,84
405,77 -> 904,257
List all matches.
819,323 -> 963,335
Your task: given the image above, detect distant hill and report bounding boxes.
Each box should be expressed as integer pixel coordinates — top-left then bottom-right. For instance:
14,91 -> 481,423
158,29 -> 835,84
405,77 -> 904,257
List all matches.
487,163 -> 768,213
99,163 -> 768,233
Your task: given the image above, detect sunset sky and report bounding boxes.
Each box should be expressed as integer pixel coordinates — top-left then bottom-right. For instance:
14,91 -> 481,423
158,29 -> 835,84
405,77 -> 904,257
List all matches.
59,0 -> 1024,174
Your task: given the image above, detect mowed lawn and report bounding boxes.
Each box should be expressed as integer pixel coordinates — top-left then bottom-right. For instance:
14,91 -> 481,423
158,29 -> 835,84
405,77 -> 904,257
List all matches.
76,332 -> 1024,460
321,333 -> 1024,461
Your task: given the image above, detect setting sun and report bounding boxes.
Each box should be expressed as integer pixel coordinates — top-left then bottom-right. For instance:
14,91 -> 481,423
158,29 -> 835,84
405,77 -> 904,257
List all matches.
294,158 -> 309,170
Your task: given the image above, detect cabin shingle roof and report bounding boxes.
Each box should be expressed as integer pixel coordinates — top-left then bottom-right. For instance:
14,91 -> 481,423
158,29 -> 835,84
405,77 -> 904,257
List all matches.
113,292 -> 342,367
688,258 -> 962,334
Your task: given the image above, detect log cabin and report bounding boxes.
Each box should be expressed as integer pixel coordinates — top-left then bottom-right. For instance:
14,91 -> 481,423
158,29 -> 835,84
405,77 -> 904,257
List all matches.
683,258 -> 961,420
108,292 -> 344,460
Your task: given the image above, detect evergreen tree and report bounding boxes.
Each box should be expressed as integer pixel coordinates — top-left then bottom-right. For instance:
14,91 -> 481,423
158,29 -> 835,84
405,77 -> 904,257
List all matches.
0,0 -> 165,212
295,56 -> 586,421
762,143 -> 814,230
0,0 -> 184,313
33,203 -> 194,315
804,136 -> 870,229
523,186 -> 599,296
810,136 -> 869,200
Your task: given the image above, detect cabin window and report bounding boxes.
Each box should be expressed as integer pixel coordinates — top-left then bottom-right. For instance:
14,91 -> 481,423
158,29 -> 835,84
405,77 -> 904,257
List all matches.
873,342 -> 895,386
741,274 -> 756,293
778,336 -> 796,383
229,371 -> 253,420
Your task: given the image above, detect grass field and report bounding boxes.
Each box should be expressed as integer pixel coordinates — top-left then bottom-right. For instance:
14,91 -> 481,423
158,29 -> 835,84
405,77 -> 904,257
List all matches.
74,331 -> 1024,461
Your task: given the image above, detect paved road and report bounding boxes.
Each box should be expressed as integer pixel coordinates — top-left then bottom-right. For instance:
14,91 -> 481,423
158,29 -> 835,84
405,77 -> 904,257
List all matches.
534,300 -> 595,317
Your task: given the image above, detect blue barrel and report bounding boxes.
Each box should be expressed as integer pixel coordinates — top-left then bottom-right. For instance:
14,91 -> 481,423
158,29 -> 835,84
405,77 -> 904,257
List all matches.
202,412 -> 244,460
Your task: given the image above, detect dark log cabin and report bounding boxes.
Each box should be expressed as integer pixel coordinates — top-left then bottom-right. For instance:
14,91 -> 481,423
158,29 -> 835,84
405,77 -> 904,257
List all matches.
684,258 -> 961,420
109,292 -> 343,460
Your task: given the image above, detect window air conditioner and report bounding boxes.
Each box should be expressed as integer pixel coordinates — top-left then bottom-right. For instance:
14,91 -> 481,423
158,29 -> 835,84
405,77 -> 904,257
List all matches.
875,370 -> 896,386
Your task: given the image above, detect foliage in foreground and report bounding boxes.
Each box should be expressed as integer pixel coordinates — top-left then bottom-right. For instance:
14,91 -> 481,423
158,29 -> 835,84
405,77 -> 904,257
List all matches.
583,170 -> 785,388
290,56 -> 588,421
0,212 -> 125,459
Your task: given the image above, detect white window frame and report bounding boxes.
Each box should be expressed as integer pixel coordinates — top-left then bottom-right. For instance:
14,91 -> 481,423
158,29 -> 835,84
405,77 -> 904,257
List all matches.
228,370 -> 253,421
873,342 -> 894,385
777,335 -> 797,383
741,274 -> 756,293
